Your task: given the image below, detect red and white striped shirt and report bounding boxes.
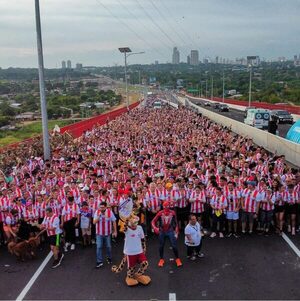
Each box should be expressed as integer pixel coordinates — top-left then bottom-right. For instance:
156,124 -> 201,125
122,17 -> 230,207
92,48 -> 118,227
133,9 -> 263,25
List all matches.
282,190 -> 299,205
176,189 -> 188,208
93,209 -> 116,236
224,189 -> 240,212
23,208 -> 39,223
190,190 -> 206,213
42,214 -> 61,236
62,203 -> 80,222
260,193 -> 275,211
242,189 -> 261,213
210,195 -> 228,213
35,201 -> 47,219
144,189 -> 161,211
0,196 -> 11,222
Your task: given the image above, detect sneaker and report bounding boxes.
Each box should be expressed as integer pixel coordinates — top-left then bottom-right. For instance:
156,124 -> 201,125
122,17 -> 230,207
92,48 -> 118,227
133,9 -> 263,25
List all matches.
65,242 -> 71,248
242,230 -> 246,234
70,244 -> 75,251
190,256 -> 196,261
233,233 -> 239,238
106,258 -> 112,264
219,232 -> 224,238
52,259 -> 61,269
210,232 -> 217,238
63,245 -> 68,252
175,258 -> 182,267
197,253 -> 204,258
158,259 -> 165,267
227,233 -> 233,238
96,262 -> 103,268
91,239 -> 96,245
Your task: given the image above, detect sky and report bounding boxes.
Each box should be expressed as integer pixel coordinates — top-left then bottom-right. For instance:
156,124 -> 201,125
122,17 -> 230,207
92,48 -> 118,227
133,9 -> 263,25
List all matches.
0,0 -> 299,68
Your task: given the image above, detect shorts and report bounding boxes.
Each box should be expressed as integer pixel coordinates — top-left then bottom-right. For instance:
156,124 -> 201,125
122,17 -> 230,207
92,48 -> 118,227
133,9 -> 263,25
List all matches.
274,205 -> 285,213
126,253 -> 147,268
49,234 -> 61,247
81,228 -> 91,236
226,211 -> 239,220
286,204 -> 297,215
241,211 -> 255,223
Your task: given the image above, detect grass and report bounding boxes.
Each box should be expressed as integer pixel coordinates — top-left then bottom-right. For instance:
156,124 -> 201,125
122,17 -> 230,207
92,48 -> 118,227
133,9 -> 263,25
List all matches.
0,120 -> 73,147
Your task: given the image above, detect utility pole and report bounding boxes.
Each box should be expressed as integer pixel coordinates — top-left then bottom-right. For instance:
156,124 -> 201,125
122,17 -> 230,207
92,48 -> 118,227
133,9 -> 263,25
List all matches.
222,70 -> 225,103
205,80 -> 208,98
248,65 -> 252,107
211,76 -> 214,100
35,0 -> 50,160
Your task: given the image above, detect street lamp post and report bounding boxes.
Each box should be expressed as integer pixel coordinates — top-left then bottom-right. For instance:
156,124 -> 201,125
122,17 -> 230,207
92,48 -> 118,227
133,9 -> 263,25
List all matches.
118,47 -> 145,110
35,0 -> 50,160
248,64 -> 252,107
205,80 -> 208,98
211,76 -> 214,101
222,70 -> 225,103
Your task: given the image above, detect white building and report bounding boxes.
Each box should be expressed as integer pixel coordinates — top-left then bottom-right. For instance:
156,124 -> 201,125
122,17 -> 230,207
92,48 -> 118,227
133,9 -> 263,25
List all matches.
190,50 -> 199,66
172,47 -> 180,64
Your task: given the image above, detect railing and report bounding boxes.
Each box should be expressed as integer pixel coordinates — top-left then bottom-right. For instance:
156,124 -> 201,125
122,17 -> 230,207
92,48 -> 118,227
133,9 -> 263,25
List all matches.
186,94 -> 300,115
0,102 -> 140,153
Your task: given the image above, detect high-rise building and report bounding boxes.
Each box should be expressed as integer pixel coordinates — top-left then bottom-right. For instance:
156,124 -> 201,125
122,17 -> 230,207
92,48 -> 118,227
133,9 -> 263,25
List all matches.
215,56 -> 219,64
187,55 -> 190,65
76,63 -> 83,70
67,60 -> 72,69
172,47 -> 180,64
190,50 -> 199,66
61,60 -> 66,69
155,60 -> 159,65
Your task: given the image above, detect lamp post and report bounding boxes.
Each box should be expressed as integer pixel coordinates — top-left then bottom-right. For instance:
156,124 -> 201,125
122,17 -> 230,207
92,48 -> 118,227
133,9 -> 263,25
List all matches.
35,0 -> 50,160
248,64 -> 252,107
211,76 -> 214,101
222,70 -> 225,103
118,47 -> 145,110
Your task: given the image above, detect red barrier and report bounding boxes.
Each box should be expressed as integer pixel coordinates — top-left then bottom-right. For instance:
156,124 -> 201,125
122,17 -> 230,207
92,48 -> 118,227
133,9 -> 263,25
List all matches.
188,94 -> 300,115
0,102 -> 140,152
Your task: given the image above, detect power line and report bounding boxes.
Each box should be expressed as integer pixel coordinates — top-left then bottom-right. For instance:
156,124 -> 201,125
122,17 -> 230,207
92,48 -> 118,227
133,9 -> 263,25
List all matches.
115,0 -> 173,56
94,0 -> 168,61
134,0 -> 189,58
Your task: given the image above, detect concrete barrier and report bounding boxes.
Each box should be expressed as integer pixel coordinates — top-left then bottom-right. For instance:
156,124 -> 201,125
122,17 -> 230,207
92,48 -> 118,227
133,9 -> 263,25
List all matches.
182,98 -> 300,167
186,95 -> 300,121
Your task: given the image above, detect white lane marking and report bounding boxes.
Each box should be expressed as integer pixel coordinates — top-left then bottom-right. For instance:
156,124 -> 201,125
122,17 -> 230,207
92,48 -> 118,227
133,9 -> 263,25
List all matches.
282,233 -> 300,258
169,293 -> 176,301
16,251 -> 52,301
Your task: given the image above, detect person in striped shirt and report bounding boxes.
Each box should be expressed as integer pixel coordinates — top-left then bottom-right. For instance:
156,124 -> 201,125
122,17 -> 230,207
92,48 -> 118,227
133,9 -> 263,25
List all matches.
93,201 -> 117,268
210,187 -> 228,238
259,188 -> 275,235
40,207 -> 64,269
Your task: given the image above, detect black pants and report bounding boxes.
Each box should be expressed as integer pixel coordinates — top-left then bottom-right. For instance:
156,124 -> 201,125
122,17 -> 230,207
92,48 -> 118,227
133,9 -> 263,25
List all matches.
187,240 -> 202,256
64,218 -> 76,244
212,213 -> 225,233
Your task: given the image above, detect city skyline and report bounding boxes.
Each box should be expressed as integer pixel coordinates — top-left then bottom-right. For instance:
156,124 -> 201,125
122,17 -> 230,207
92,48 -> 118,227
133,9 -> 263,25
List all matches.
0,0 -> 300,68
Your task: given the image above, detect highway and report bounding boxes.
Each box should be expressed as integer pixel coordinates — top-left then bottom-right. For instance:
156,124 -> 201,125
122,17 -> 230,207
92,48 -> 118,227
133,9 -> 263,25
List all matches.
188,97 -> 293,138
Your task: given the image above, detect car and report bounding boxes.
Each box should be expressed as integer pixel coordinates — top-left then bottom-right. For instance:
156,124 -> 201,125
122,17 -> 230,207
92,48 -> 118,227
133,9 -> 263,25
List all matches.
213,102 -> 221,109
204,101 -> 211,106
244,106 -> 256,118
270,110 -> 294,124
218,104 -> 229,112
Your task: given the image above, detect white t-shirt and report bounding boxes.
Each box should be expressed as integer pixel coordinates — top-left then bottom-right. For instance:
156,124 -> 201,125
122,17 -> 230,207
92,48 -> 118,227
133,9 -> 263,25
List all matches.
184,222 -> 201,246
123,225 -> 144,256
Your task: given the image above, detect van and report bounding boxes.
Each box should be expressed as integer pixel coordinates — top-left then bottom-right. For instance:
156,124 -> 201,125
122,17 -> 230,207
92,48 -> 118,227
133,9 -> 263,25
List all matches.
244,109 -> 270,129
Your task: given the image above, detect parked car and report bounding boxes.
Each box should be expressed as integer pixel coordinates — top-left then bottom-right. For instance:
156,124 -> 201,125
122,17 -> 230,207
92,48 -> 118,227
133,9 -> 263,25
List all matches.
244,106 -> 256,118
244,108 -> 270,129
213,102 -> 221,109
218,104 -> 229,112
270,110 -> 294,124
204,101 -> 211,106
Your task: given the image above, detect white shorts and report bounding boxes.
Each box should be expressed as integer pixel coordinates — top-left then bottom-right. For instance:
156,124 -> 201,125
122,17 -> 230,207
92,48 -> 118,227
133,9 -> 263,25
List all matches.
226,211 -> 239,220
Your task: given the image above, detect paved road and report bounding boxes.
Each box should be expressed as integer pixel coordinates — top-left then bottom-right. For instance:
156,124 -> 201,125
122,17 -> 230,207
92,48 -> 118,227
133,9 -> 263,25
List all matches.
1,232 -> 300,300
190,98 -> 293,138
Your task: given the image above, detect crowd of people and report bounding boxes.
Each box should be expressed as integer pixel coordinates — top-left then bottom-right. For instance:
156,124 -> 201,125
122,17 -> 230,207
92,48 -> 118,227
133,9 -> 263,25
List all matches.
0,101 -> 299,268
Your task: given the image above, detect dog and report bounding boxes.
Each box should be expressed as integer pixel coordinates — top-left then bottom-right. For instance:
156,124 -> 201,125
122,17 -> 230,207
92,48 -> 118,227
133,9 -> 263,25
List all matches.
7,236 -> 41,261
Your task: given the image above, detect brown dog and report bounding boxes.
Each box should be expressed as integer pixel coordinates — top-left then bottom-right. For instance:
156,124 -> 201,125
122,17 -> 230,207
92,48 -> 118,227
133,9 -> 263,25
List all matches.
7,236 -> 41,261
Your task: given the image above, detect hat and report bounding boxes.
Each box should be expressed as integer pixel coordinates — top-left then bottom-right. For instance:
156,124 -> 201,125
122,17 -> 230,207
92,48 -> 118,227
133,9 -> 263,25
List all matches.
246,181 -> 257,186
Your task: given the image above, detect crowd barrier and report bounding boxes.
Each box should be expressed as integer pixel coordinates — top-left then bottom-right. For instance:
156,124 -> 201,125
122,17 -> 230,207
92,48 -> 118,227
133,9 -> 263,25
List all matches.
184,99 -> 300,167
0,102 -> 140,153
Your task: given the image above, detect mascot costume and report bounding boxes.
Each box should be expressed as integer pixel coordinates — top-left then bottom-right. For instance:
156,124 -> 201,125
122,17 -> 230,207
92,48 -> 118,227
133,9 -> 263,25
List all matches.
111,195 -> 151,287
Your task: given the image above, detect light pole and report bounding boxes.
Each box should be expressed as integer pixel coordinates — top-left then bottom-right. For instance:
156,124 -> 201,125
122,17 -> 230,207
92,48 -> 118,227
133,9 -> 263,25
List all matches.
211,76 -> 214,101
35,0 -> 50,160
248,64 -> 252,107
205,79 -> 208,98
222,70 -> 225,103
118,47 -> 145,110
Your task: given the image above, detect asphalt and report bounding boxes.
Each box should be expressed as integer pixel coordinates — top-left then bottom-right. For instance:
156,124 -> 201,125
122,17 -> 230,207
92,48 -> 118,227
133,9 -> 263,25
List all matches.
189,98 -> 293,138
1,233 -> 300,300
